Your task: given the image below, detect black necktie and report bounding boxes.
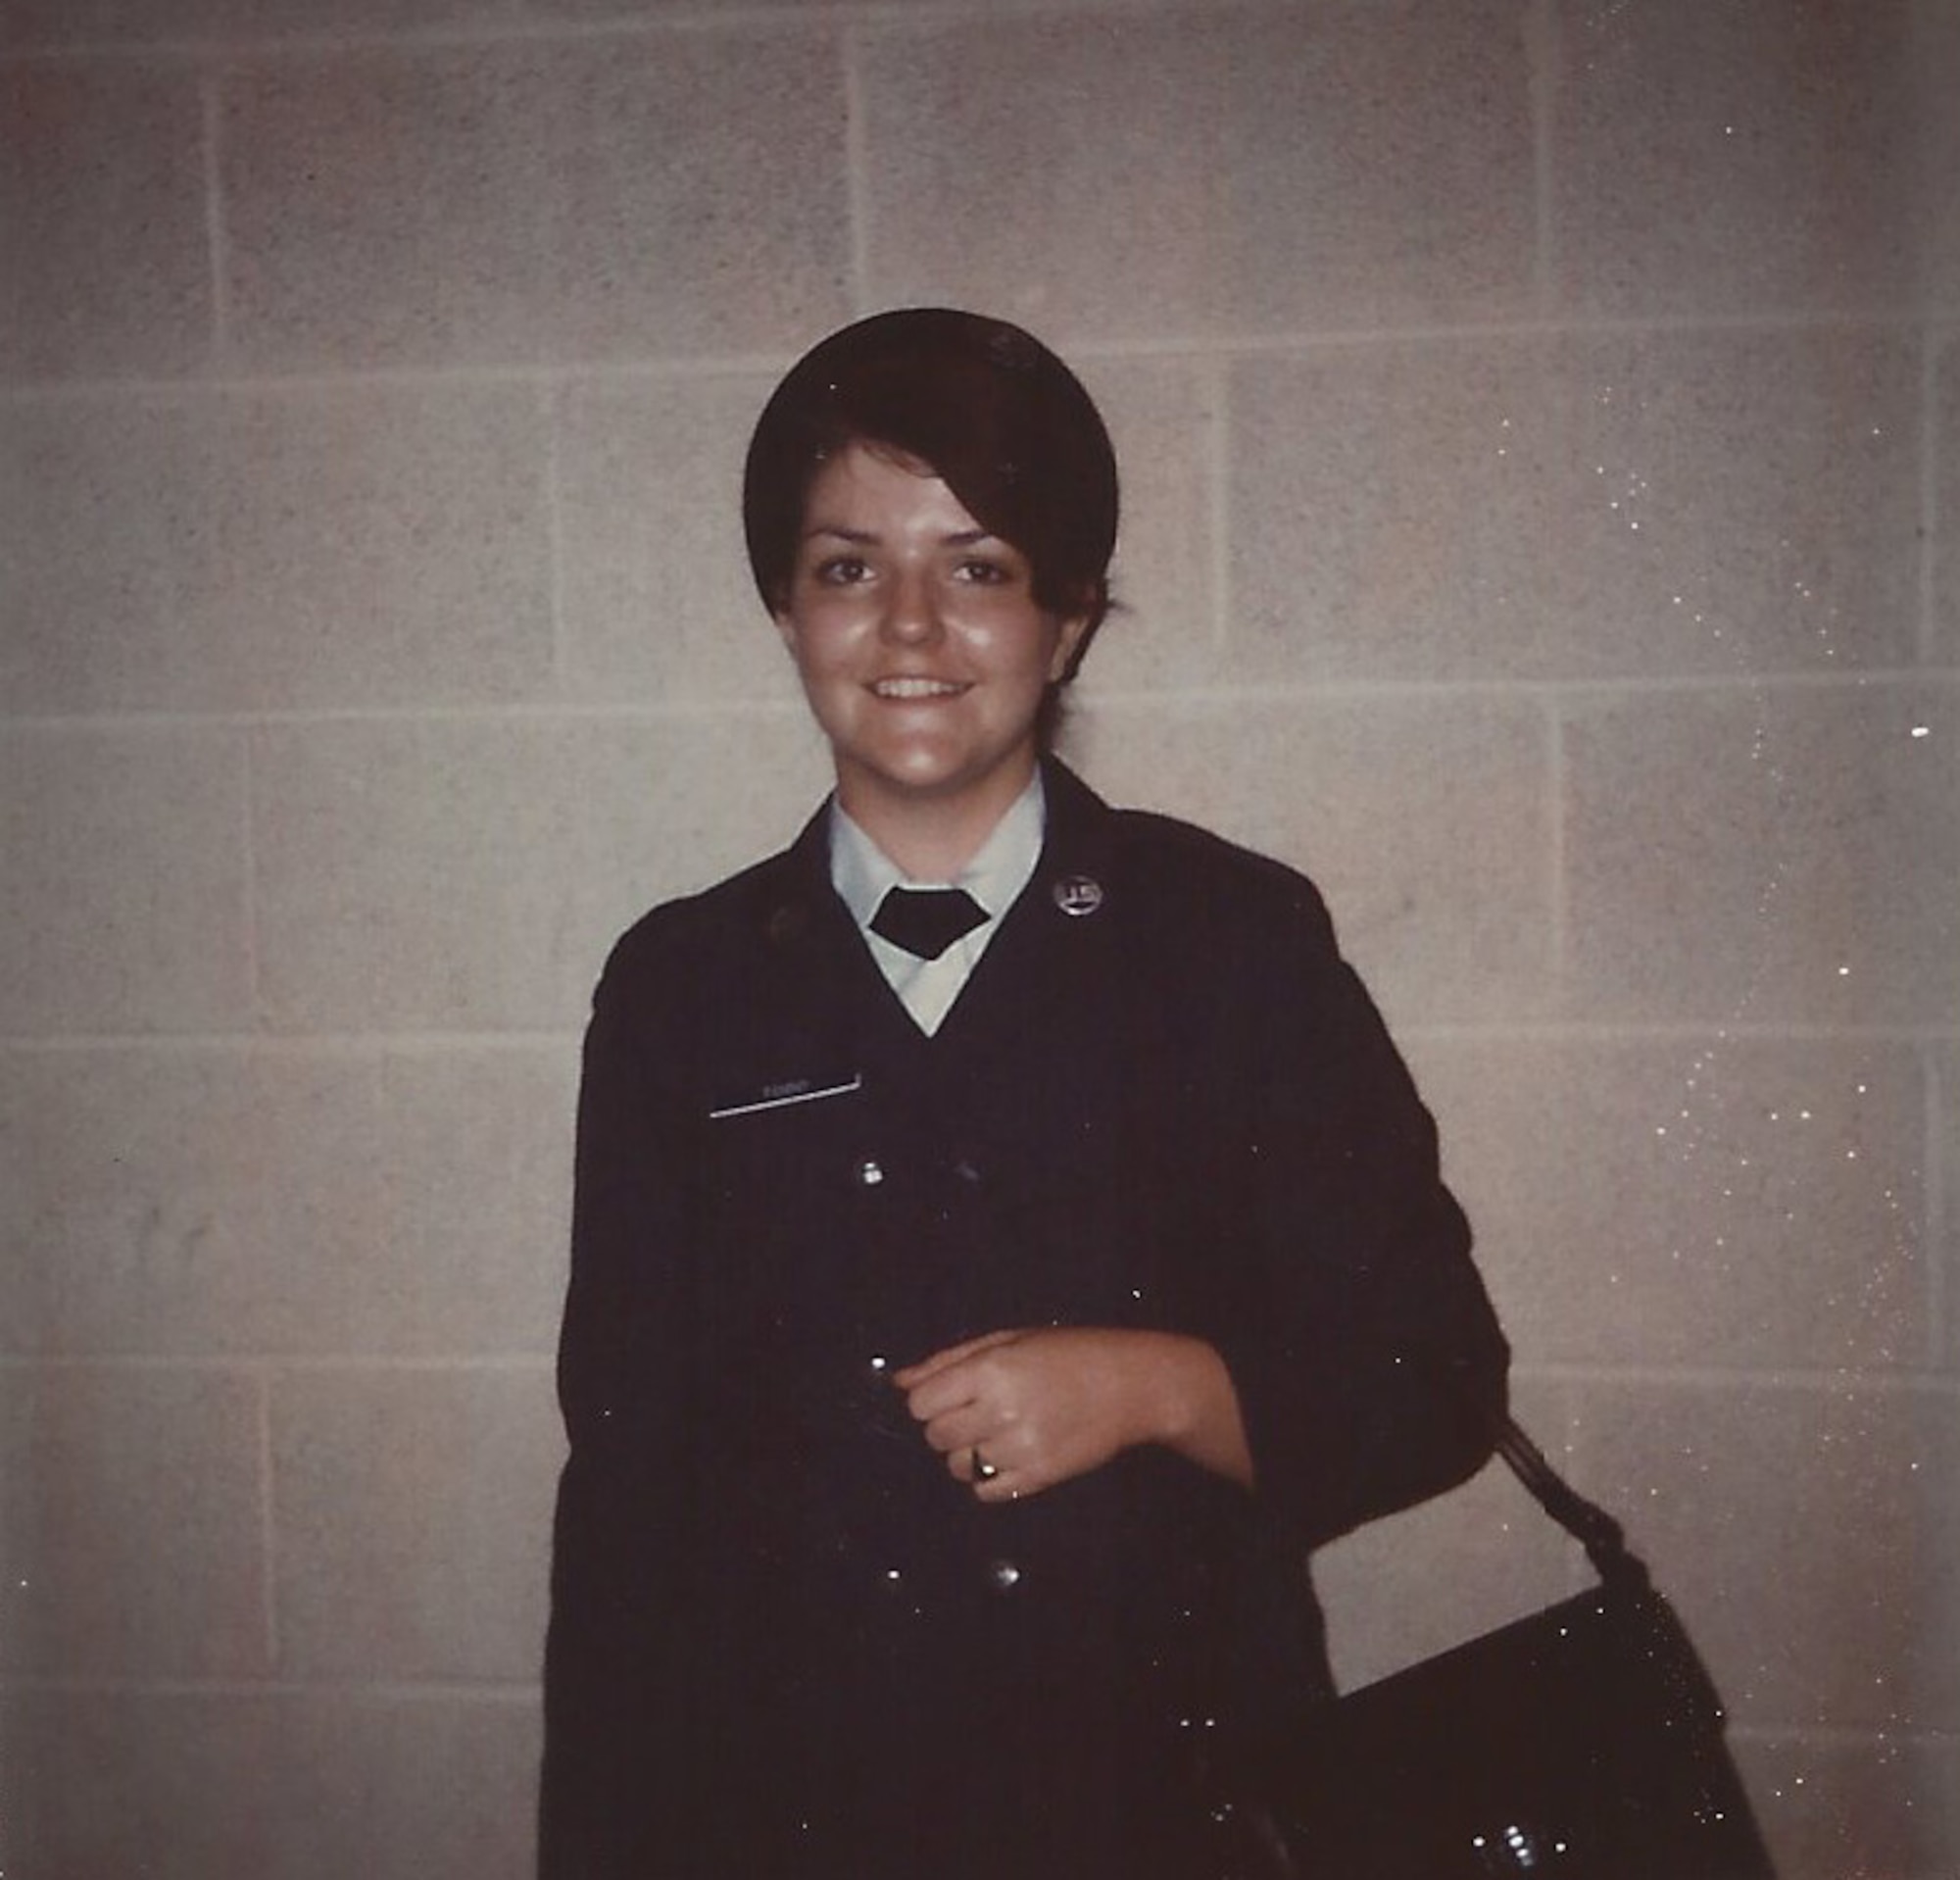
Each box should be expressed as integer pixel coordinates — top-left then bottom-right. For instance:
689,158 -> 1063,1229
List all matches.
870,886 -> 988,962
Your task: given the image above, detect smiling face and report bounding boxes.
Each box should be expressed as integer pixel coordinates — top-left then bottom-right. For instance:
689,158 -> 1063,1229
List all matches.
774,442 -> 1089,858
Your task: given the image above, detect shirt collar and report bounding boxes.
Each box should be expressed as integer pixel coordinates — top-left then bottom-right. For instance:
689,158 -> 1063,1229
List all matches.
828,768 -> 1048,933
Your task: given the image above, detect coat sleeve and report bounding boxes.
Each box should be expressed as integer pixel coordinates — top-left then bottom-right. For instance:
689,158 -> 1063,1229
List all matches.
1199,872 -> 1508,1553
539,927 -> 706,1878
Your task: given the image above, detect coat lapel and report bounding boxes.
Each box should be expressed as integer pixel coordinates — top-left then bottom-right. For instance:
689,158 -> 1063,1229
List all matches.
927,757 -> 1128,1058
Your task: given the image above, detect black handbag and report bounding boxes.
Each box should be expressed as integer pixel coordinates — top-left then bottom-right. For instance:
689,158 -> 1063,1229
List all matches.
1247,1415 -> 1779,1880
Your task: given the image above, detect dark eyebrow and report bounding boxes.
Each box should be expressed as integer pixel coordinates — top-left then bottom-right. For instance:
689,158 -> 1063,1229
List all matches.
802,524 -> 878,545
799,524 -> 1004,548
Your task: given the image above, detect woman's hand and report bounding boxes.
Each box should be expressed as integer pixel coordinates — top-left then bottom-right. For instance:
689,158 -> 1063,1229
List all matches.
892,1328 -> 1253,1503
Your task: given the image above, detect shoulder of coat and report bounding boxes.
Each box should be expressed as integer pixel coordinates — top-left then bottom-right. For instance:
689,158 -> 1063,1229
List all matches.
601,843 -> 809,981
1106,805 -> 1322,907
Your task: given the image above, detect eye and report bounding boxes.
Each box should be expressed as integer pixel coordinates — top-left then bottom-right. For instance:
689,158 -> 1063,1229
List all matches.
955,556 -> 1015,586
812,555 -> 871,586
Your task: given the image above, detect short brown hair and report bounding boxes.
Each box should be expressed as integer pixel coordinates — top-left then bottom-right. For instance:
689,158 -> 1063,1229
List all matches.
742,308 -> 1119,655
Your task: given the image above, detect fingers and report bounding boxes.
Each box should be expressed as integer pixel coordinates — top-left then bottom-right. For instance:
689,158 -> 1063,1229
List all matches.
956,1438 -> 1033,1503
891,1328 -> 1023,1392
915,1401 -> 993,1459
888,1327 -> 1062,1503
911,1396 -> 1037,1499
971,1466 -> 1027,1505
958,1442 -> 1004,1487
896,1334 -> 1026,1427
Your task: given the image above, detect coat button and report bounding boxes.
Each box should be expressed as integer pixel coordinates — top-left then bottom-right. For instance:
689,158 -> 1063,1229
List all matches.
856,1160 -> 885,1186
986,1558 -> 1022,1592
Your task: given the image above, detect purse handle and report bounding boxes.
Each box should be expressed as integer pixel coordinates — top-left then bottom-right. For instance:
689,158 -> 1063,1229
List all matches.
1492,1412 -> 1650,1593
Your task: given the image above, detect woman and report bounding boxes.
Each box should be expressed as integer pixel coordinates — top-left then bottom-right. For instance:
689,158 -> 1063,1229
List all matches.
540,309 -> 1507,1880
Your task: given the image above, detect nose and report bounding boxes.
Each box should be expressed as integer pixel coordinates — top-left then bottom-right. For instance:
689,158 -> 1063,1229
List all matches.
880,568 -> 943,647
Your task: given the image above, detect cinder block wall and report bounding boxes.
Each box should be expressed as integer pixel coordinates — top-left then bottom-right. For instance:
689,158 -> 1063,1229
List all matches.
3,1 -> 1954,1873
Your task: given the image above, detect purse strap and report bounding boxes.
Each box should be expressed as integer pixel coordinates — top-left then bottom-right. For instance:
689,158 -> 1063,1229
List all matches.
1493,1412 -> 1650,1592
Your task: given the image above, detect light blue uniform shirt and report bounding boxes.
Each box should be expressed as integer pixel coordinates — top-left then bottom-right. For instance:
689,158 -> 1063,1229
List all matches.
828,770 -> 1046,1036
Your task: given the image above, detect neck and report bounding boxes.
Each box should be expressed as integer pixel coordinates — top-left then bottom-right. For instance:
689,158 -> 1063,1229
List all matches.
838,760 -> 1037,880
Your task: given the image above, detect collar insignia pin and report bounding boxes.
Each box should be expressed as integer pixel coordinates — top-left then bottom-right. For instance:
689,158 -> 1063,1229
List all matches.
1053,874 -> 1104,917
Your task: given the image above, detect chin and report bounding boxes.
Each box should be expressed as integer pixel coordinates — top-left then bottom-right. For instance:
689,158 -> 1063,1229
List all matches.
863,740 -> 975,790
855,747 -> 1015,805
872,763 -> 977,802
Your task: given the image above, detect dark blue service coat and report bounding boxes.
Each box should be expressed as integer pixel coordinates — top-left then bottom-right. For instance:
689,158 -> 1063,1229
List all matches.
539,759 -> 1507,1879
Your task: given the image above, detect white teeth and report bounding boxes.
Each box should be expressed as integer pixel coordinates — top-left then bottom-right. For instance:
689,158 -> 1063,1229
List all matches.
873,677 -> 964,699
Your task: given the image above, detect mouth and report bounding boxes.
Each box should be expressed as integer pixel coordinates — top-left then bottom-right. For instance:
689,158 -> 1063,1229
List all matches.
868,676 -> 970,701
